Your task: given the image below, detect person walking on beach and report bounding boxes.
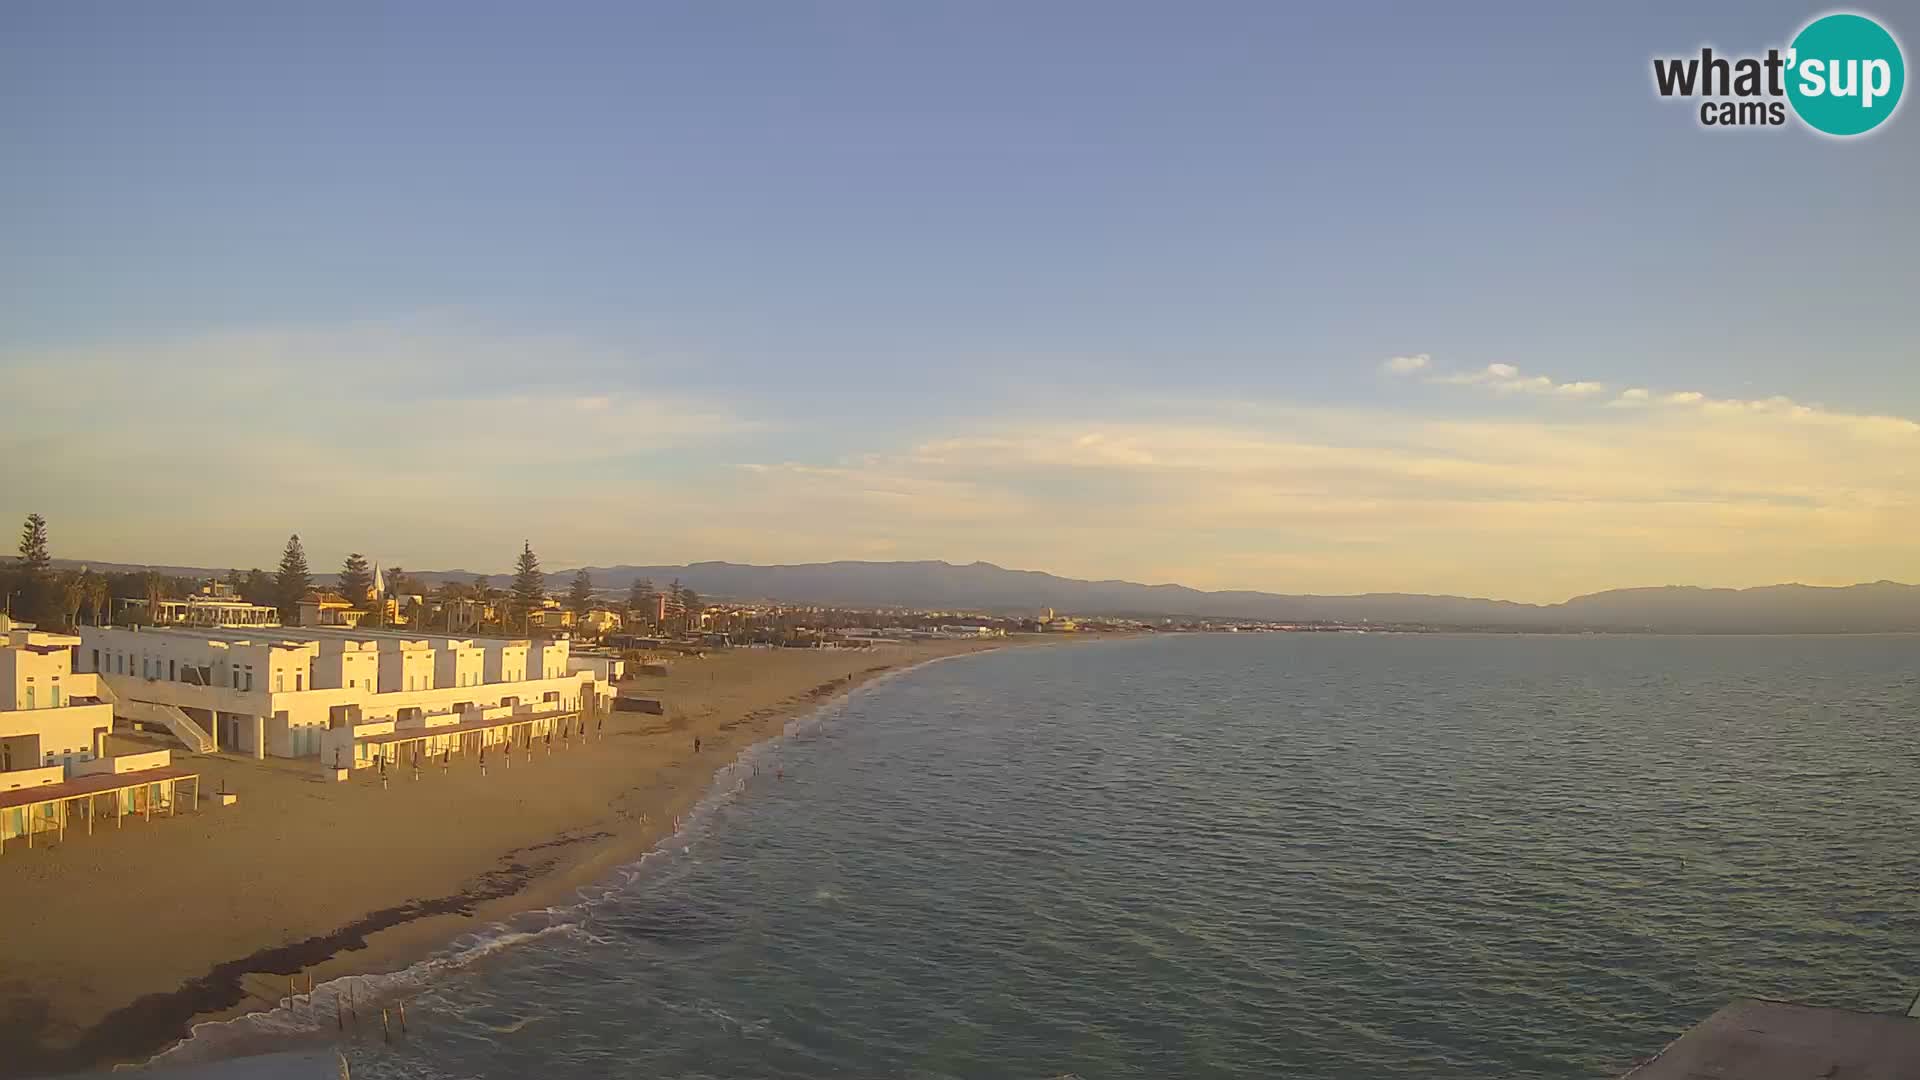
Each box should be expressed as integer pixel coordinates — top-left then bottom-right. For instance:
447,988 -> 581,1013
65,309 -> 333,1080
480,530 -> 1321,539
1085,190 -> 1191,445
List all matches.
480,744 -> 488,777
693,736 -> 702,753
412,748 -> 421,782
441,746 -> 450,774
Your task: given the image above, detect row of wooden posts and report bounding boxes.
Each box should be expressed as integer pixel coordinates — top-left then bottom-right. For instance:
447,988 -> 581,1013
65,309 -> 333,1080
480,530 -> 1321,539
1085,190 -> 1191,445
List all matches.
0,774 -> 200,856
283,973 -> 410,1042
365,713 -> 610,787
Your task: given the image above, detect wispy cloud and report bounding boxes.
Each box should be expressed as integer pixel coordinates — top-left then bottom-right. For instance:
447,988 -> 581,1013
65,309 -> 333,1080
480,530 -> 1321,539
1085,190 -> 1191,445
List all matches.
1411,359 -> 1606,398
1381,353 -> 1431,374
1393,354 -> 1920,444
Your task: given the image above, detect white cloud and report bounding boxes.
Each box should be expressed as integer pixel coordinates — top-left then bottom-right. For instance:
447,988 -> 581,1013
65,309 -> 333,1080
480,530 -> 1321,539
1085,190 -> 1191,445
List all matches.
1417,359 -> 1918,446
1423,361 -> 1603,399
1382,353 -> 1431,374
1554,381 -> 1607,398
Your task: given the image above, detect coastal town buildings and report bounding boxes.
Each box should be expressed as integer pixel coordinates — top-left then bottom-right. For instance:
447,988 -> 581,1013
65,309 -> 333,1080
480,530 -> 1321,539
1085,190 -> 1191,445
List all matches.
77,625 -> 618,764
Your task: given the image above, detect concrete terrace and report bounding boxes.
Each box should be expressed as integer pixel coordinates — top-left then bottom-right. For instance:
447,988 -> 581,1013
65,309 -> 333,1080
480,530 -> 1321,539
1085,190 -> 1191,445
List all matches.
1625,998 -> 1920,1079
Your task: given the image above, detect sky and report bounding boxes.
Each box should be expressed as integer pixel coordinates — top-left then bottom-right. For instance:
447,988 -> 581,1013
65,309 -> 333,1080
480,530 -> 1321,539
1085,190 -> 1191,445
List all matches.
2,1 -> 1916,603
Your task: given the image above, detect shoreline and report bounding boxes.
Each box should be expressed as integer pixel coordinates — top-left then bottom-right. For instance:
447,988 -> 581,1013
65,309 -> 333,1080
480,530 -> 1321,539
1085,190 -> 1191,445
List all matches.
0,637 -> 1074,1078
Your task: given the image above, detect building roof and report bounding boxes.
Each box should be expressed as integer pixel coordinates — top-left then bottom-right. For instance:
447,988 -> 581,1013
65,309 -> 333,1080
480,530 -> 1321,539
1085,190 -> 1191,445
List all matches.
0,766 -> 198,812
1625,999 -> 1920,1079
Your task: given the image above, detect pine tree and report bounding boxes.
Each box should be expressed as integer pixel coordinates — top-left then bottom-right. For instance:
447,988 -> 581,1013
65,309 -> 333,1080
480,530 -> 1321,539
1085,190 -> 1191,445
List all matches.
627,578 -> 657,623
18,513 -> 50,575
511,542 -> 545,627
340,553 -> 374,607
567,568 -> 594,618
15,513 -> 52,623
666,579 -> 686,632
275,534 -> 313,619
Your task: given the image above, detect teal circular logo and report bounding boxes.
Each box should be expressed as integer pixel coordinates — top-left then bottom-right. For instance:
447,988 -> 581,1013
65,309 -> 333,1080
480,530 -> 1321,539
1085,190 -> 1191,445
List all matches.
1787,13 -> 1905,136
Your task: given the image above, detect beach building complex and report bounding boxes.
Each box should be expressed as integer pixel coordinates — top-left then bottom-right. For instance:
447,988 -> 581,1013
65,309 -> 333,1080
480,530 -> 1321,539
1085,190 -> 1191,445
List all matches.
77,625 -> 619,765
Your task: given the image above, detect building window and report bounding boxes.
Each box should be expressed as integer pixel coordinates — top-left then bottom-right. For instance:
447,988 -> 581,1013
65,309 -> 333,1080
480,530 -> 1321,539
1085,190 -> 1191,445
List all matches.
276,673 -> 285,692
26,687 -> 35,709
296,672 -> 304,691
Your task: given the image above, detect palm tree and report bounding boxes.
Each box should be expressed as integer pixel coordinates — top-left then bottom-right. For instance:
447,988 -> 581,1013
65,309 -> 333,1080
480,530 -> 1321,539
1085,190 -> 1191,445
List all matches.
142,571 -> 168,625
86,573 -> 110,626
58,571 -> 86,630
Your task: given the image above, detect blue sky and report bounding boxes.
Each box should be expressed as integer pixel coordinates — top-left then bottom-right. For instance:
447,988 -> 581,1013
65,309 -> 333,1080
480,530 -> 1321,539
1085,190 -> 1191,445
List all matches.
3,2 -> 1916,601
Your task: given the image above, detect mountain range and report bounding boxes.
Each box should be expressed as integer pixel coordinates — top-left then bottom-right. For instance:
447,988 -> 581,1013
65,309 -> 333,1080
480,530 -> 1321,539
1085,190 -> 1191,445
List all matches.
47,557 -> 1920,633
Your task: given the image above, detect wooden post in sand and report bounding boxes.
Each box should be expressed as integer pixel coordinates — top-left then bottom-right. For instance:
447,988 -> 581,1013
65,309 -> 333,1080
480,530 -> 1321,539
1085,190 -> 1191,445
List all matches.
398,998 -> 408,1034
382,1007 -> 391,1043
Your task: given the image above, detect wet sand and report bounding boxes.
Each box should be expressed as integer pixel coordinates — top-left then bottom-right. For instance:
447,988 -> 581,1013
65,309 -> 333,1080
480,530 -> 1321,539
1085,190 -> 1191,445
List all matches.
0,639 -> 1028,1077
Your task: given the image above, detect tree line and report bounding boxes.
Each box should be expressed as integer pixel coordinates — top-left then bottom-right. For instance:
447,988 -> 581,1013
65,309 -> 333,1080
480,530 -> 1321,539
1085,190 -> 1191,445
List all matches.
6,514 -> 703,638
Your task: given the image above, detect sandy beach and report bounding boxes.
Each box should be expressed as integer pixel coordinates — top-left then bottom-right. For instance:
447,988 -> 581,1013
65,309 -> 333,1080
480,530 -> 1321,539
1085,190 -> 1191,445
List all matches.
0,639 -> 1026,1078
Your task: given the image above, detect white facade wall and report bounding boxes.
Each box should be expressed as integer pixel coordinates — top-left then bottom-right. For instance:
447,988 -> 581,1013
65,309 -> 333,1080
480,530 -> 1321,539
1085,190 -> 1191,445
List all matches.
434,641 -> 486,689
81,629 -> 319,695
79,627 -> 610,761
528,640 -> 572,681
312,646 -> 379,692
378,647 -> 437,693
2,629 -> 114,774
481,641 -> 529,684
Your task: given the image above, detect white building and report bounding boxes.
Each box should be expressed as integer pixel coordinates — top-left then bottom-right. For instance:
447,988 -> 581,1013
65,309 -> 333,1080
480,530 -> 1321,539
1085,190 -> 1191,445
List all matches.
1,618 -> 115,776
120,581 -> 281,629
79,625 -> 618,763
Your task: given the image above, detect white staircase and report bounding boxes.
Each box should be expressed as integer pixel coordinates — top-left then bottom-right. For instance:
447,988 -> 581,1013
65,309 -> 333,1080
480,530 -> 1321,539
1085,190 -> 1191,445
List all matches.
100,679 -> 215,754
128,700 -> 214,754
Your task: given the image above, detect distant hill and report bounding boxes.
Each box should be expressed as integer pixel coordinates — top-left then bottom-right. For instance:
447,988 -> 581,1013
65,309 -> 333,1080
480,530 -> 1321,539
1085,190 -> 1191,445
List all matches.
48,557 -> 1920,633
497,560 -> 1920,633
